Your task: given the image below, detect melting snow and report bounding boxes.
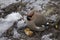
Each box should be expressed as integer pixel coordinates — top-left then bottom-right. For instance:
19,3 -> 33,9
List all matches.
0,12 -> 22,36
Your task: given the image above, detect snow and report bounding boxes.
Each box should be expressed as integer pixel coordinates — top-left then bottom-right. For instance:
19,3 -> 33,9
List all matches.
0,0 -> 21,8
8,39 -> 11,40
46,14 -> 58,22
5,12 -> 22,21
17,20 -> 27,29
0,12 -> 23,37
41,33 -> 53,40
0,0 -> 52,40
26,0 -> 50,11
0,37 -> 12,40
49,14 -> 58,21
0,18 -> 14,36
13,28 -> 20,38
0,0 -> 50,12
0,37 -> 7,40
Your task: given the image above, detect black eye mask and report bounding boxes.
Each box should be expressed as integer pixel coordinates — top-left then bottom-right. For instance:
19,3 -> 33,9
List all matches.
27,12 -> 34,21
27,16 -> 32,21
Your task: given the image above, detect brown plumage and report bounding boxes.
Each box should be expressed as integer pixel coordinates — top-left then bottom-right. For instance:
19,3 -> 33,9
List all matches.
26,11 -> 47,31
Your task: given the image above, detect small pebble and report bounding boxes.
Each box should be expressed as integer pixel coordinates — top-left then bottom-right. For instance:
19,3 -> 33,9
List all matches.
24,28 -> 33,37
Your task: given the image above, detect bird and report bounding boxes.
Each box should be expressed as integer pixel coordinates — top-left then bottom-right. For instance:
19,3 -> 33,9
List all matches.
25,10 -> 47,31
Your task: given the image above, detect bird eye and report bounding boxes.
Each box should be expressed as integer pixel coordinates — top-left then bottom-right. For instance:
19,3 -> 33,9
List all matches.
27,16 -> 31,21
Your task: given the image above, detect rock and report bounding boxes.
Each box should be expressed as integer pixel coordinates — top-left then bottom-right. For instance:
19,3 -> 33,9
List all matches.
24,28 -> 33,37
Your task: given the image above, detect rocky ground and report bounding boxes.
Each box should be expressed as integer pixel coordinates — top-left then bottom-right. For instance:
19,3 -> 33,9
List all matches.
0,0 -> 60,40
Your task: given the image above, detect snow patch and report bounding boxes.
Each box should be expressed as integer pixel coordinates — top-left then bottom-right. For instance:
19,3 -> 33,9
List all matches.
0,0 -> 21,8
0,12 -> 22,36
0,37 -> 7,40
41,33 -> 52,40
13,28 -> 20,38
17,20 -> 27,29
5,12 -> 22,21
